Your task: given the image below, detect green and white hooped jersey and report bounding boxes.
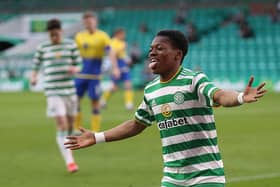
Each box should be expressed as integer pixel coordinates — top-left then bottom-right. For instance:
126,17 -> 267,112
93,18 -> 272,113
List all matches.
135,67 -> 225,187
32,39 -> 81,97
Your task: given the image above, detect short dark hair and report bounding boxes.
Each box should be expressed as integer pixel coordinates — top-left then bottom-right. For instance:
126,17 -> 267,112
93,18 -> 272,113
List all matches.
156,30 -> 188,64
113,27 -> 125,37
47,19 -> 61,31
83,11 -> 97,19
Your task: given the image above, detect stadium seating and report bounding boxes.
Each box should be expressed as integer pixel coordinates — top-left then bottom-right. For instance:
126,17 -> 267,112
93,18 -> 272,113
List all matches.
97,8 -> 279,87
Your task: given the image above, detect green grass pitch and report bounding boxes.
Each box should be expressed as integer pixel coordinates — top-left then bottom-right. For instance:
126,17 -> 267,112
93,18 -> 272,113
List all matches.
0,91 -> 279,187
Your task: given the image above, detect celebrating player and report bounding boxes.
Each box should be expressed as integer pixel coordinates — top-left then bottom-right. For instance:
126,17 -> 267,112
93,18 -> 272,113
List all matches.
31,19 -> 81,173
74,11 -> 120,132
101,28 -> 134,110
65,30 -> 266,186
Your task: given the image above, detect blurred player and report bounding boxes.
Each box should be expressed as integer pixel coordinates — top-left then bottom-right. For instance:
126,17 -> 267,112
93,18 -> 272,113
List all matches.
30,19 -> 81,173
74,12 -> 120,132
101,28 -> 134,110
65,30 -> 266,186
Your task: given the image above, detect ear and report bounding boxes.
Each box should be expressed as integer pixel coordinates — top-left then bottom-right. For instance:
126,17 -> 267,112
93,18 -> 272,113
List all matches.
174,50 -> 183,61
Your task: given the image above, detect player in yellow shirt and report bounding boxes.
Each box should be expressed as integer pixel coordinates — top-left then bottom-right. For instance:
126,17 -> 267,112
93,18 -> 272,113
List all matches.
101,28 -> 134,110
74,12 -> 119,132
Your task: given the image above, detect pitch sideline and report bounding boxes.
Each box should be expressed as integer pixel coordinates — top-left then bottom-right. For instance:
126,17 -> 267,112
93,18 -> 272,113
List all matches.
228,172 -> 280,183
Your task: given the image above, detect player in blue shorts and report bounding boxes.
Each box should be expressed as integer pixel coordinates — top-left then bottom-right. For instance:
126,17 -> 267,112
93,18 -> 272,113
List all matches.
101,28 -> 134,110
74,12 -> 119,132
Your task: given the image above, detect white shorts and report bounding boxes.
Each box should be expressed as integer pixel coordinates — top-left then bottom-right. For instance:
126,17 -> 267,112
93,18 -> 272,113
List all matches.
46,95 -> 78,117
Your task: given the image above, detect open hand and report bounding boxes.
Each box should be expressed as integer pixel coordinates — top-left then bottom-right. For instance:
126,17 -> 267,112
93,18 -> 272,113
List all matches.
243,76 -> 267,103
64,127 -> 95,150
68,66 -> 80,75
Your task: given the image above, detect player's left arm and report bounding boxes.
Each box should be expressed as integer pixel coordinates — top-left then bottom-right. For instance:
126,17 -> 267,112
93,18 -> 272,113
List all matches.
213,76 -> 267,107
69,43 -> 82,74
108,48 -> 120,78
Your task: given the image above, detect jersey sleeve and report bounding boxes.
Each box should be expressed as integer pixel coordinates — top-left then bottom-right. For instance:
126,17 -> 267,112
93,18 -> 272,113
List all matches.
74,33 -> 81,49
70,43 -> 82,67
135,96 -> 155,126
32,46 -> 43,71
193,72 -> 220,107
103,33 -> 112,53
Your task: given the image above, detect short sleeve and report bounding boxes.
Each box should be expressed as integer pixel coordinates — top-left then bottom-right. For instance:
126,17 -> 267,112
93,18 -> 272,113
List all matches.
193,72 -> 220,107
135,96 -> 155,126
103,33 -> 112,52
70,43 -> 82,66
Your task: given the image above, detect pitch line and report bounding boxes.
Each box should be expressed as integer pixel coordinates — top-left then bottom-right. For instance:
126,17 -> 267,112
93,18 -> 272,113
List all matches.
228,172 -> 280,183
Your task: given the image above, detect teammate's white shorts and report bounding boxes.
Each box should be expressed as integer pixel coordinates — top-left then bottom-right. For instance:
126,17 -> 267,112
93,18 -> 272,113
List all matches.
46,95 -> 78,117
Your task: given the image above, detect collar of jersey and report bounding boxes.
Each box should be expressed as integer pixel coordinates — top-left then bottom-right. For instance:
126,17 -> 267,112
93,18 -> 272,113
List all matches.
160,66 -> 182,84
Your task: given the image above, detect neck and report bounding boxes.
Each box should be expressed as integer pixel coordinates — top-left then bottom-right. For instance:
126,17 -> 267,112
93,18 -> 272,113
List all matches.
88,28 -> 96,34
52,40 -> 61,45
160,65 -> 181,83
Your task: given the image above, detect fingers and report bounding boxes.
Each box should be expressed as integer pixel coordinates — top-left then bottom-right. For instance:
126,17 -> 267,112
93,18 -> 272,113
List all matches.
79,127 -> 86,133
255,90 -> 267,99
65,144 -> 81,150
247,76 -> 254,87
64,136 -> 78,145
257,90 -> 267,95
257,82 -> 266,91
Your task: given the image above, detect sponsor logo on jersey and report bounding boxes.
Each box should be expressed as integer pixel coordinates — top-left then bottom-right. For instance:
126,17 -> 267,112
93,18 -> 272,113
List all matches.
161,104 -> 172,118
83,43 -> 89,49
174,91 -> 185,105
158,117 -> 188,130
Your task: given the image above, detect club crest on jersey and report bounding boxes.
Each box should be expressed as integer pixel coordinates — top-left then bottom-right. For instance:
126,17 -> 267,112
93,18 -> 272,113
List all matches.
174,91 -> 185,105
83,43 -> 89,49
161,104 -> 172,118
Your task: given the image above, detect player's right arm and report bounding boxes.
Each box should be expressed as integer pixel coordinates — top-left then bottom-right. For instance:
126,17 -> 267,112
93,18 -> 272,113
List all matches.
64,120 -> 147,150
30,46 -> 43,86
65,95 -> 154,150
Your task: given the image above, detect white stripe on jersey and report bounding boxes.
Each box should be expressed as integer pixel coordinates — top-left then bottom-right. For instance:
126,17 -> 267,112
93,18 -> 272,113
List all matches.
192,73 -> 207,91
162,130 -> 217,147
45,88 -> 76,96
44,81 -> 74,89
163,145 -> 220,162
44,66 -> 70,74
44,74 -> 71,82
164,160 -> 224,174
43,59 -> 72,67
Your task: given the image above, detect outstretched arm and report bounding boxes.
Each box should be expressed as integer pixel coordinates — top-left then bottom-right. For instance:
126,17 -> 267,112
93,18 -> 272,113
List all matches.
65,120 -> 147,150
108,49 -> 121,79
213,76 -> 267,107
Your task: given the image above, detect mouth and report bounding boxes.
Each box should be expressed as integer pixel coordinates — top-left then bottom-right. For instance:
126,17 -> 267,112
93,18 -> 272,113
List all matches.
149,58 -> 159,69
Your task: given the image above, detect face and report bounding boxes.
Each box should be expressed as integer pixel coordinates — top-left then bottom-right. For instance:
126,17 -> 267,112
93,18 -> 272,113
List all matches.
148,36 -> 182,77
117,31 -> 126,40
83,16 -> 97,31
49,29 -> 62,44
